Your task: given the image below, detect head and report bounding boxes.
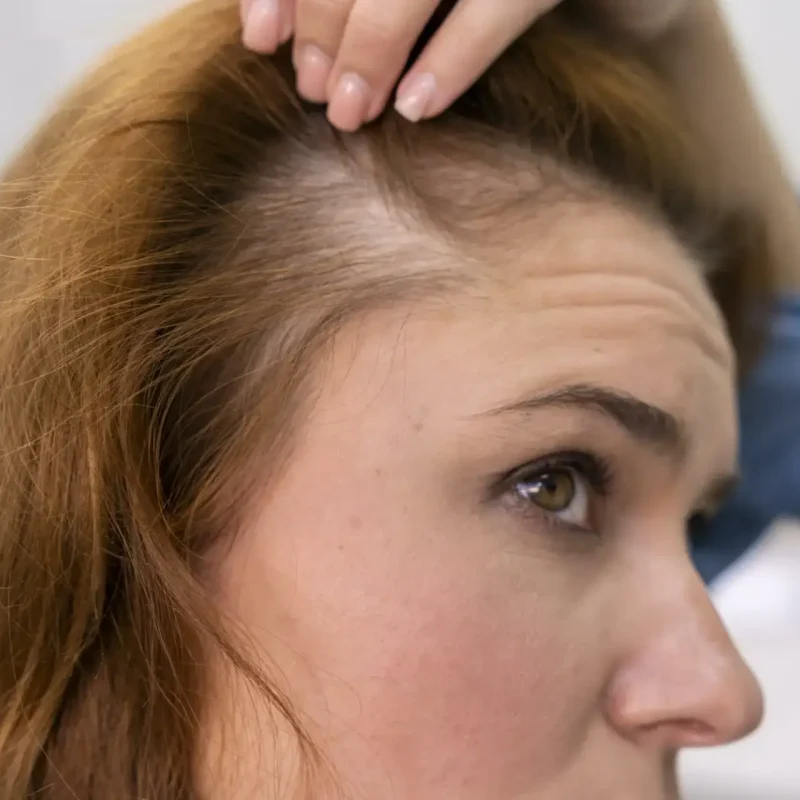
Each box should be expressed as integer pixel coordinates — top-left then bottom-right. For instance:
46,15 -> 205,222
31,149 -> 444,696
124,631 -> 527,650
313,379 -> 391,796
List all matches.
0,1 -> 768,798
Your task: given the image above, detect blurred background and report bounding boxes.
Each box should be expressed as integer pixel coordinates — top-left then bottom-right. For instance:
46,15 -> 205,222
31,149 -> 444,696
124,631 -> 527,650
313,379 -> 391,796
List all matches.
1,2 -> 798,797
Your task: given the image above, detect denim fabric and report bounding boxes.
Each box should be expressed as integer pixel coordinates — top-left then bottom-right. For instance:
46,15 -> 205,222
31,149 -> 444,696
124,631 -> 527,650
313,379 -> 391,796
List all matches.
692,295 -> 800,583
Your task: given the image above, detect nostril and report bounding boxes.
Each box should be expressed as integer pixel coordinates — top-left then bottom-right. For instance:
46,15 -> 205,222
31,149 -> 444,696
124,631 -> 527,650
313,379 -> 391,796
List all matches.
674,719 -> 715,739
640,718 -> 717,746
671,719 -> 717,745
606,643 -> 765,747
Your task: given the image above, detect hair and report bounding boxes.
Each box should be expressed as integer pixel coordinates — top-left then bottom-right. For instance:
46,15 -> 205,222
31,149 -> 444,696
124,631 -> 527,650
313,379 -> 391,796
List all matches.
0,0 -> 773,797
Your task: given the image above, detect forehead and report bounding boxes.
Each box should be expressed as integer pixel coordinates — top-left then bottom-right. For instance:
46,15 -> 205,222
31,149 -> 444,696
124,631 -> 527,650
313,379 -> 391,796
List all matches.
313,198 -> 736,463
481,196 -> 717,309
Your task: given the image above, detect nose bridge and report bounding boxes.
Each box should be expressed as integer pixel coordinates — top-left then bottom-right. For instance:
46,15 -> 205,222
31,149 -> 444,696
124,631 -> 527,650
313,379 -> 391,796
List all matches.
608,564 -> 764,746
669,573 -> 740,667
660,582 -> 754,712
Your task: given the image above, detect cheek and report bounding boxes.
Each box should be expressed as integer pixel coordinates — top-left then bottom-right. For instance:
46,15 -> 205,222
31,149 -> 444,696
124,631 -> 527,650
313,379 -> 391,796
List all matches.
221,445 -> 611,793
363,595 -> 594,787
299,543 -> 606,794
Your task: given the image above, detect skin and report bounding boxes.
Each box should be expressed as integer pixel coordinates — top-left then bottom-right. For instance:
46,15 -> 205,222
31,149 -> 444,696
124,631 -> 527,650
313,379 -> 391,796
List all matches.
203,199 -> 763,799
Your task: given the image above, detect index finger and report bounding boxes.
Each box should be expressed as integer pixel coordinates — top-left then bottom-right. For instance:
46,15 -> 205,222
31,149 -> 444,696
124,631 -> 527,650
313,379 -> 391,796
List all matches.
394,0 -> 558,122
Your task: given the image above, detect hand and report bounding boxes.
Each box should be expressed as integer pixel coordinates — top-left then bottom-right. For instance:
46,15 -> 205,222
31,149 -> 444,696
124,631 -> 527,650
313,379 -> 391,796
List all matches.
239,0 -> 690,132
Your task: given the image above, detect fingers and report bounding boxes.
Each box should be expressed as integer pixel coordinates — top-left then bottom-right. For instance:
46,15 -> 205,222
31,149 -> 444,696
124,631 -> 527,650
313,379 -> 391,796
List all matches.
324,0 -> 439,131
289,0 -> 353,104
294,0 -> 439,131
241,0 -> 441,128
241,0 -> 293,54
240,0 -> 560,131
394,0 -> 559,122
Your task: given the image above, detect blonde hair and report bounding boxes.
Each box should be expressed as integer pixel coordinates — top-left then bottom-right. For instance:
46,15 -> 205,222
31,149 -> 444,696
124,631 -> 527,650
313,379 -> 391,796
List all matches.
0,0 -> 771,796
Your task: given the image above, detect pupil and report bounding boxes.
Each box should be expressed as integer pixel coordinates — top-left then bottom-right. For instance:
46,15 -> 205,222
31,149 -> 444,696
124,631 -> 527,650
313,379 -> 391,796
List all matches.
540,473 -> 560,495
529,470 -> 574,510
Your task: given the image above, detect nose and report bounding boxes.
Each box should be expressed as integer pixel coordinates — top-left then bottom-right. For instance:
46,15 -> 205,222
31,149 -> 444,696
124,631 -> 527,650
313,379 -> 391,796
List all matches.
606,569 -> 764,750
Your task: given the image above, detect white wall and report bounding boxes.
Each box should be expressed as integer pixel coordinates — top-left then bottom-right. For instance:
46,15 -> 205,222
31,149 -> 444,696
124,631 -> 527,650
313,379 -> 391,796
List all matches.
0,0 -> 184,165
1,0 -> 800,182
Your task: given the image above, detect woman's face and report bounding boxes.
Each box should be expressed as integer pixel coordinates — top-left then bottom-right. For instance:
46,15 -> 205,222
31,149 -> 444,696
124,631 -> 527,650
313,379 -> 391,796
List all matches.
208,199 -> 763,799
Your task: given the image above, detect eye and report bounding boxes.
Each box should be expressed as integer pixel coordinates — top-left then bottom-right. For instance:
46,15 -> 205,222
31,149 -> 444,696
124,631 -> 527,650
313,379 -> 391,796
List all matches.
512,466 -> 590,528
497,451 -> 612,535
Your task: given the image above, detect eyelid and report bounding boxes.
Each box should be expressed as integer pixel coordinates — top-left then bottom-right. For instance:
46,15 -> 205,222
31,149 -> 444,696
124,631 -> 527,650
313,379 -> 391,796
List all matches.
487,449 -> 615,503
500,453 -> 611,539
510,451 -> 612,493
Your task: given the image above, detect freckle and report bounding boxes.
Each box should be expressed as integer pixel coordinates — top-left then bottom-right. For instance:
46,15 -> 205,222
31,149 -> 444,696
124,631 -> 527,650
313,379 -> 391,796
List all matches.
413,419 -> 424,433
374,467 -> 383,477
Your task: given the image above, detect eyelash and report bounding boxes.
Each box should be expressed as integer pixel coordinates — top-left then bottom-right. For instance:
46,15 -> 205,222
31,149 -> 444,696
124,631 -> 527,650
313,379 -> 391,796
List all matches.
491,450 -> 615,536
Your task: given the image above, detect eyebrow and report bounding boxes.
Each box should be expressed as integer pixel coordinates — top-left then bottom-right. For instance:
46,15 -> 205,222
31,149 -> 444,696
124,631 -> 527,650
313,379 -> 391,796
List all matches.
483,383 -> 689,460
481,382 -> 740,510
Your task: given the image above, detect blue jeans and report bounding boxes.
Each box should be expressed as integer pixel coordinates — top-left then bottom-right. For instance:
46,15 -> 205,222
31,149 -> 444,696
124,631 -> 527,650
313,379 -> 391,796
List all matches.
692,295 -> 800,583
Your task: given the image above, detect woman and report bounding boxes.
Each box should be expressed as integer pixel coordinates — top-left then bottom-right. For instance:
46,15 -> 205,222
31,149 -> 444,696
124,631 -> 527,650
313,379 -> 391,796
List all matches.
0,0 -> 777,797
242,0 -> 800,584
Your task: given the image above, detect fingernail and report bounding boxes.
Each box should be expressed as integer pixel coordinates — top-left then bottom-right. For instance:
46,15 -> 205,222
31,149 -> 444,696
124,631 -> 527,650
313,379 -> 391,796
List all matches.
394,73 -> 436,123
296,44 -> 332,103
242,0 -> 280,54
327,73 -> 371,132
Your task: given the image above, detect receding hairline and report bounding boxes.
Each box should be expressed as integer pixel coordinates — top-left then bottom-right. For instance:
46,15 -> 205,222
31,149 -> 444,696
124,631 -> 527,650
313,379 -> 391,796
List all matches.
231,112 -> 708,300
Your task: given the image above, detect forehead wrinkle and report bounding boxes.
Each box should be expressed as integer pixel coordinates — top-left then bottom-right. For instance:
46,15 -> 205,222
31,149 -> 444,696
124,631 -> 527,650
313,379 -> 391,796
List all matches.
472,201 -> 734,372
